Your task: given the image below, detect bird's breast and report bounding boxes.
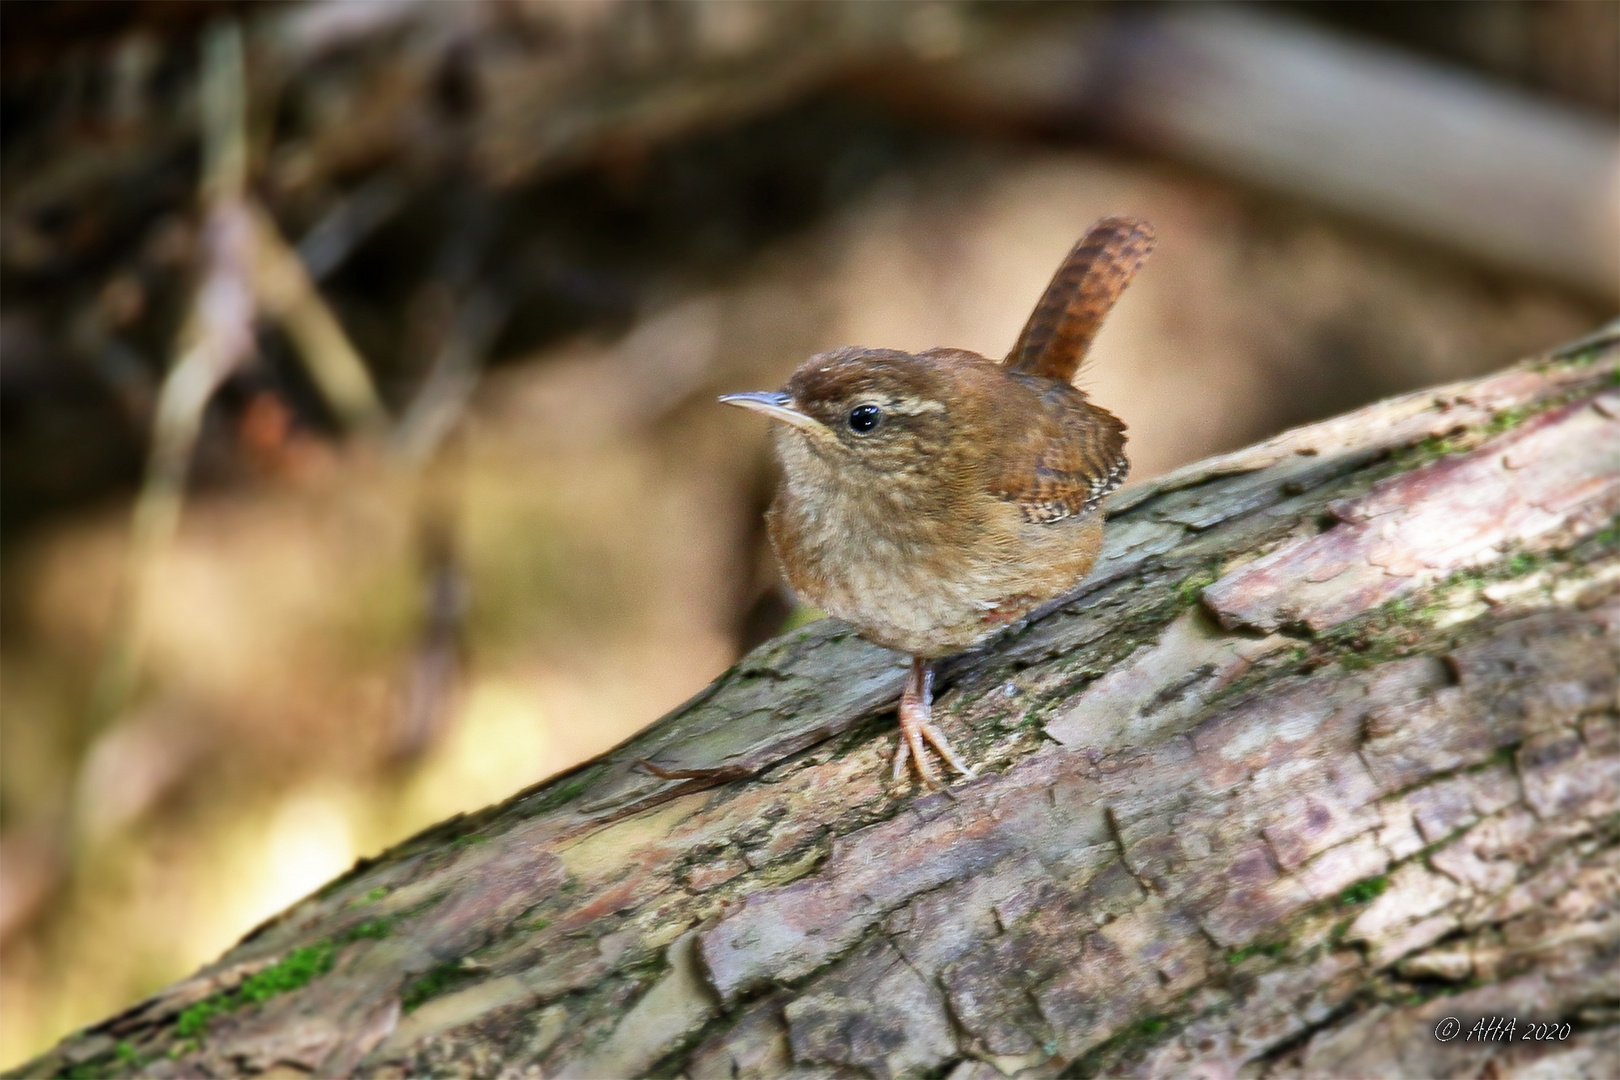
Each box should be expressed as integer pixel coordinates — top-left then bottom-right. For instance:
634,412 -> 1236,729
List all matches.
767,474 -> 1100,657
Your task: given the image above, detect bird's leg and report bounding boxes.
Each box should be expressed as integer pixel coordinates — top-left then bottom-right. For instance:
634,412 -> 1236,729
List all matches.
894,657 -> 977,787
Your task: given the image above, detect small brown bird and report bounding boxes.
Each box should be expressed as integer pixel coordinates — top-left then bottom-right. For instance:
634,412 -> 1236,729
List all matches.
722,217 -> 1155,786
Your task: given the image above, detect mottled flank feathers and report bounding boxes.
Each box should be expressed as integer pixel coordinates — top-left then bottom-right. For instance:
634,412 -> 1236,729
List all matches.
989,376 -> 1129,524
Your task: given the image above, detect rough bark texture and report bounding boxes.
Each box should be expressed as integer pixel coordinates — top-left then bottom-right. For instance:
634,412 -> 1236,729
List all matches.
21,328 -> 1620,1080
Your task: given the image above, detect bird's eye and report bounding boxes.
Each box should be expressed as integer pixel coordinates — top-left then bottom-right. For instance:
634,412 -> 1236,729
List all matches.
848,404 -> 883,434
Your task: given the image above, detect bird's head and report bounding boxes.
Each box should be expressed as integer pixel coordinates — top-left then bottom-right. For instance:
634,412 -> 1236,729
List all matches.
721,346 -> 979,485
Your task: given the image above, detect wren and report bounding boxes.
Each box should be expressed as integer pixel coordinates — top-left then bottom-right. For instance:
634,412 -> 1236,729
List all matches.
721,217 -> 1155,786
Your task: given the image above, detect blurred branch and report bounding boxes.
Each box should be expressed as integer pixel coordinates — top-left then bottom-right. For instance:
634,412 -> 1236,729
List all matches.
271,0 -> 1615,294
393,287 -> 508,464
250,201 -> 388,436
388,442 -> 471,765
93,23 -> 259,728
259,0 -> 939,187
93,20 -> 392,729
295,176 -> 410,281
386,196 -> 509,757
893,5 -> 1620,298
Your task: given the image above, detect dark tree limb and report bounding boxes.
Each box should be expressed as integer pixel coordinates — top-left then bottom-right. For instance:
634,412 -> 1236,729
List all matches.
20,326 -> 1620,1079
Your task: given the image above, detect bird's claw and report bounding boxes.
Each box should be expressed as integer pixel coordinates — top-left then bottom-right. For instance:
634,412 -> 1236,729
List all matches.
894,659 -> 976,788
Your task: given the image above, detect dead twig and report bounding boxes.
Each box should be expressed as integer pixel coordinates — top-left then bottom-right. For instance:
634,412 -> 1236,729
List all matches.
91,23 -> 259,730
251,200 -> 389,436
92,21 -> 393,731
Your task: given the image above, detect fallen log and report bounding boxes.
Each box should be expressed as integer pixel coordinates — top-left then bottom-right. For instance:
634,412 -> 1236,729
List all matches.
19,325 -> 1619,1079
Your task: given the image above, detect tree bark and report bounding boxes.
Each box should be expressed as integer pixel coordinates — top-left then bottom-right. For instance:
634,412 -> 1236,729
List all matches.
21,328 -> 1620,1080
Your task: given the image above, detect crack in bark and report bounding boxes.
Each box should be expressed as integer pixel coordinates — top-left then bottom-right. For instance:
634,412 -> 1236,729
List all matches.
1105,805 -> 1161,899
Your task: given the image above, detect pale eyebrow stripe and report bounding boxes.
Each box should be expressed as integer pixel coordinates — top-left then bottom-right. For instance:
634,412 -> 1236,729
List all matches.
884,398 -> 946,416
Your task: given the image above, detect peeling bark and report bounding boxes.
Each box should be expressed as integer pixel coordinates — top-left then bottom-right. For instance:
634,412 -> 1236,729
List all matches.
19,327 -> 1620,1080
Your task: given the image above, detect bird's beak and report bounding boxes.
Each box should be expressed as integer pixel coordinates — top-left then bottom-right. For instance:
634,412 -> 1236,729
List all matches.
718,391 -> 825,433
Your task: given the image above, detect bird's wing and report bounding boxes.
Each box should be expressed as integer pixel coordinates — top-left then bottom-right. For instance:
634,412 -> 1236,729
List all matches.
988,377 -> 1128,524
1005,216 -> 1155,385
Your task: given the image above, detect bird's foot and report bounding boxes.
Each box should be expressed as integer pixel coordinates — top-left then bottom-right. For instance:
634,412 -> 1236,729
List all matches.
892,658 -> 977,788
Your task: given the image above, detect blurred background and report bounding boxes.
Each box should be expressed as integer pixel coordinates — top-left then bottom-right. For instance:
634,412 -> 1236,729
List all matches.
1,0 -> 1616,1066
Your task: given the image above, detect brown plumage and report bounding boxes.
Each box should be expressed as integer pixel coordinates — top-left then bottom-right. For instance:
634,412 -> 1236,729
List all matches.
721,216 -> 1154,786
1006,216 -> 1157,382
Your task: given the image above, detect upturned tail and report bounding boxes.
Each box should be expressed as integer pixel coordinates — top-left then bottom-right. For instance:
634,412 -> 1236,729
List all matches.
1004,216 -> 1156,385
